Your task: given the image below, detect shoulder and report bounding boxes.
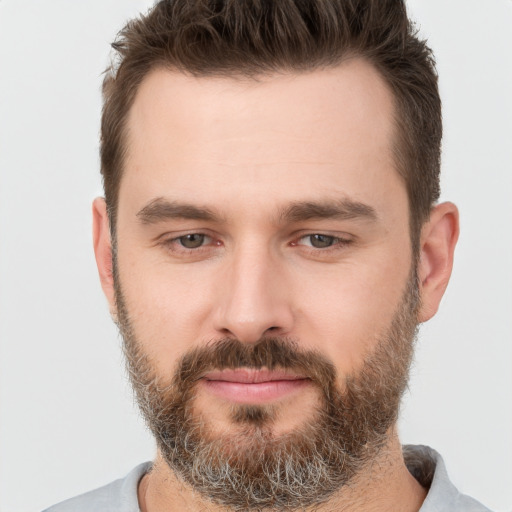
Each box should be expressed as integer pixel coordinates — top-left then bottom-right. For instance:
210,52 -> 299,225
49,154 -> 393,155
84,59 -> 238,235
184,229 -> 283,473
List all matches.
42,462 -> 151,512
404,445 -> 493,512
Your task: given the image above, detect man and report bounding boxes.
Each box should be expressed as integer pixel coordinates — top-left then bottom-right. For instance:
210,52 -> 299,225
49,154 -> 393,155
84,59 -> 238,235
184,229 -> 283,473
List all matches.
44,1 -> 491,511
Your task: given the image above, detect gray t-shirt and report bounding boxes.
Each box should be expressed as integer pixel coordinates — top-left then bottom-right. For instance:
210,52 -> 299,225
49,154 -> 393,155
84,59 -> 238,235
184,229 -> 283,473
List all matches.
43,445 -> 492,512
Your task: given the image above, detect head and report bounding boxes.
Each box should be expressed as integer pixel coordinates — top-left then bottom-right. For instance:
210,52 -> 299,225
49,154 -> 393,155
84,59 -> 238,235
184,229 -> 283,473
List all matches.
93,1 -> 458,510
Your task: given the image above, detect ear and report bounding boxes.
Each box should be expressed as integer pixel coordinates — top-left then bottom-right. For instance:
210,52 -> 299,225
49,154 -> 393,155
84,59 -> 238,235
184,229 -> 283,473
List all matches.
417,202 -> 459,323
92,197 -> 116,316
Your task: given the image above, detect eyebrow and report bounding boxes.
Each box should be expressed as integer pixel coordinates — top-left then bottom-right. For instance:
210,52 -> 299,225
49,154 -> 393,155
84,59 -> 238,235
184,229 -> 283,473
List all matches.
137,198 -> 222,224
136,197 -> 378,226
278,199 -> 378,223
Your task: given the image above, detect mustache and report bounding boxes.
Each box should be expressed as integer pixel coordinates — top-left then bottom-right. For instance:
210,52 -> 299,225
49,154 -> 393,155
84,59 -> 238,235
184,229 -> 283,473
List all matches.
173,337 -> 337,396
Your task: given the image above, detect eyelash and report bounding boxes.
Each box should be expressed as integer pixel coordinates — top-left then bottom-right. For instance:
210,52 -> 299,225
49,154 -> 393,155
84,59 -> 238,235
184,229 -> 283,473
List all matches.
292,234 -> 352,250
159,232 -> 353,256
160,233 -> 218,254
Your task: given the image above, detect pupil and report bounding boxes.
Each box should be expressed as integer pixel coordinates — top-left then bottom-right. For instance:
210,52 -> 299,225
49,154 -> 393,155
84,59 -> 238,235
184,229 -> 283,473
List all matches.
180,234 -> 204,248
311,234 -> 333,248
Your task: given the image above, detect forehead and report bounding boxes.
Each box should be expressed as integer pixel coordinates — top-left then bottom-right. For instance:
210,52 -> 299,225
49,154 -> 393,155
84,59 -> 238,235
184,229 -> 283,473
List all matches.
121,60 -> 401,218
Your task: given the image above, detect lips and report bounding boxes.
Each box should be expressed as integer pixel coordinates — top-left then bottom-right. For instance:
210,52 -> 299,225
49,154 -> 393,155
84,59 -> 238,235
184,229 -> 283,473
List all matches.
201,368 -> 310,404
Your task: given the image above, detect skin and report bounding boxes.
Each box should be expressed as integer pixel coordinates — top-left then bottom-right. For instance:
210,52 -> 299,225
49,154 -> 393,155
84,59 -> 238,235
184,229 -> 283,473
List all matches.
93,59 -> 459,511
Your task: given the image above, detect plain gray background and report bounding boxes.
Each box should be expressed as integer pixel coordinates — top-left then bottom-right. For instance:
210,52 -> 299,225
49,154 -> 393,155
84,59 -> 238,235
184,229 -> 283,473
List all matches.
0,1 -> 511,511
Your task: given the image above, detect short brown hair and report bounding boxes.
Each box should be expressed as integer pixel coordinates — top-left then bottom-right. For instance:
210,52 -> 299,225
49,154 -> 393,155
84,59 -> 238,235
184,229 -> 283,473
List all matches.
101,0 -> 441,246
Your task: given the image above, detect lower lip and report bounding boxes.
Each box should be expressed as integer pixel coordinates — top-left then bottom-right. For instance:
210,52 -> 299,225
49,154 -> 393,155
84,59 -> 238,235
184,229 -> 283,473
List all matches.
202,379 -> 310,404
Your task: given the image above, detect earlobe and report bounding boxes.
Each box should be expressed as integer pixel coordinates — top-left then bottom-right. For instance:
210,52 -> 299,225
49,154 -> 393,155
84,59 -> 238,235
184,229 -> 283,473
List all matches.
92,197 -> 116,314
417,202 -> 460,323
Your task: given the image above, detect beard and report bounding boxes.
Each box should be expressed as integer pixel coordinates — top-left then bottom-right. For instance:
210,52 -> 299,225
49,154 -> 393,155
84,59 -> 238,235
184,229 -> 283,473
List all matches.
115,271 -> 419,511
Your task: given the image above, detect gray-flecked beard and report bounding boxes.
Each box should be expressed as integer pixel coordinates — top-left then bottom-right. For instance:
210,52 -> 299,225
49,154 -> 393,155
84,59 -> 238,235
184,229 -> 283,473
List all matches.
115,273 -> 419,511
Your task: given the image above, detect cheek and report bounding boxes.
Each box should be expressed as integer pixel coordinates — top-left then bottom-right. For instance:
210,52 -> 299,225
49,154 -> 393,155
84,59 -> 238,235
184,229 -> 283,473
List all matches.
293,255 -> 411,374
116,252 -> 217,374
116,233 -> 413,378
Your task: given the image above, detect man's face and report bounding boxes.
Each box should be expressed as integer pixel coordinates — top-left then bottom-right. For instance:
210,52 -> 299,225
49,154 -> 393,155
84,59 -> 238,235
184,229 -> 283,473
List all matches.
111,60 -> 418,507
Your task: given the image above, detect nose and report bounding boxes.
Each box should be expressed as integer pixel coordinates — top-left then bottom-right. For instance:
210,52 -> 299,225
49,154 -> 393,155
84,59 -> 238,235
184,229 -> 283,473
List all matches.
212,244 -> 294,343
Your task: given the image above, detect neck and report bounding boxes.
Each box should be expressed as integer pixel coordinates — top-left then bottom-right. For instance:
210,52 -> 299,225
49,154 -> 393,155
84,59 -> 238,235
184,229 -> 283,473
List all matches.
138,432 -> 427,512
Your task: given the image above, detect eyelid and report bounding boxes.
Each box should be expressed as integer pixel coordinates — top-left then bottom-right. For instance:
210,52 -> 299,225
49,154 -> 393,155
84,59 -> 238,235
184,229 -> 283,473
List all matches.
157,230 -> 221,252
292,231 -> 354,244
155,229 -> 354,255
289,232 -> 355,259
156,227 -> 215,242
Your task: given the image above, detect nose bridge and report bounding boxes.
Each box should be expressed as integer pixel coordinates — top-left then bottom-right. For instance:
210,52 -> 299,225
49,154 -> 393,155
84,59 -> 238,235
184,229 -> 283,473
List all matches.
214,239 -> 293,342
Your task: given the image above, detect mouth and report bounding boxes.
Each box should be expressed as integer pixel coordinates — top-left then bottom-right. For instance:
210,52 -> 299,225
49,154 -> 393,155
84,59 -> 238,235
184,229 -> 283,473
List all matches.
201,368 -> 311,404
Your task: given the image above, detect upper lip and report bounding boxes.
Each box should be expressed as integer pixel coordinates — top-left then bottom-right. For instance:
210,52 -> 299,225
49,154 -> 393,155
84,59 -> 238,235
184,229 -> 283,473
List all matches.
203,368 -> 308,384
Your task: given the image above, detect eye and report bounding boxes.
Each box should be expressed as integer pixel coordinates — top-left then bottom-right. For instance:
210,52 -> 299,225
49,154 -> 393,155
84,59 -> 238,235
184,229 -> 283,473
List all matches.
291,233 -> 353,253
177,233 -> 209,249
304,234 -> 336,248
158,232 -> 221,259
